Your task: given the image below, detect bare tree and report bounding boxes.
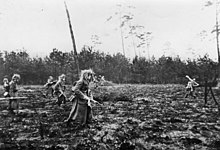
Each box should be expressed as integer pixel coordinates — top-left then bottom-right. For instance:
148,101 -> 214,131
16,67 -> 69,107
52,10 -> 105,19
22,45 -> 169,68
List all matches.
205,0 -> 220,63
64,1 -> 80,77
107,4 -> 152,58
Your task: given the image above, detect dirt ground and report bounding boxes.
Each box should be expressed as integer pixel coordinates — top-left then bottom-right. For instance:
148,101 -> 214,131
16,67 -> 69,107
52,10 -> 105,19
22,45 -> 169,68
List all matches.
0,84 -> 220,150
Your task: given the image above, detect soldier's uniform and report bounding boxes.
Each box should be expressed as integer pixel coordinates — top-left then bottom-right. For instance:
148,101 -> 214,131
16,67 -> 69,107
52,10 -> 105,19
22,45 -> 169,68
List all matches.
53,75 -> 66,106
3,78 -> 10,98
64,69 -> 95,127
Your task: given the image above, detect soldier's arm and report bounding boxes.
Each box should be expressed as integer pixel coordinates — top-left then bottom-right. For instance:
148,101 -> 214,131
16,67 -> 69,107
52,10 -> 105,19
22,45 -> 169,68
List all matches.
186,75 -> 194,82
193,81 -> 199,86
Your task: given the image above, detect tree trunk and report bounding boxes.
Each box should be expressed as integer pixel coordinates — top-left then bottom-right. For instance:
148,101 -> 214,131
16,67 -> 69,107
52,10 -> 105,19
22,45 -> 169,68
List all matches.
64,2 -> 80,78
216,3 -> 220,63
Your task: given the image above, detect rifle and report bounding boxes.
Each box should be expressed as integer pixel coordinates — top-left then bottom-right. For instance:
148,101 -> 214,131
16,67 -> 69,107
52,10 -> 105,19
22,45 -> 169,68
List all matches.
87,98 -> 102,107
69,95 -> 76,102
68,93 -> 102,105
59,91 -> 66,98
0,97 -> 28,101
0,96 -> 28,114
44,80 -> 57,87
185,75 -> 199,86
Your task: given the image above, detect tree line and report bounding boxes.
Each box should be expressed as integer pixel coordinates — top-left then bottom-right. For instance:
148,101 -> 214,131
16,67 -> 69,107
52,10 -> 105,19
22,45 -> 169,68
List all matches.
0,46 -> 218,85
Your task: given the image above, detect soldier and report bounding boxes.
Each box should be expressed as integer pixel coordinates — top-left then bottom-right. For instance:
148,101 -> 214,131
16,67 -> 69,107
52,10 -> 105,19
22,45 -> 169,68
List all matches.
184,75 -> 199,99
100,75 -> 105,86
3,77 -> 10,98
43,76 -> 56,98
9,74 -> 20,96
8,74 -> 20,111
93,75 -> 100,89
64,69 -> 99,127
53,74 -> 66,106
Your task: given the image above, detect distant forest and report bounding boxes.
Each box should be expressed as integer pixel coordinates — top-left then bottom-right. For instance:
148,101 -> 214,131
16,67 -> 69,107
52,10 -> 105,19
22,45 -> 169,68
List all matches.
0,46 -> 218,85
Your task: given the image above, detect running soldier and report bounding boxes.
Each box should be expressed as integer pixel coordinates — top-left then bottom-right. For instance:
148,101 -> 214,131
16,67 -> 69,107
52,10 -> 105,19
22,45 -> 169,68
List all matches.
184,75 -> 199,99
53,74 -> 66,106
64,69 -> 99,127
43,76 -> 56,98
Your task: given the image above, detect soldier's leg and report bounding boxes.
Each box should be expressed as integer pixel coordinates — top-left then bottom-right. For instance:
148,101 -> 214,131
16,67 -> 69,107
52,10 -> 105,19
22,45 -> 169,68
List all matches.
51,88 -> 54,97
210,86 -> 218,105
45,88 -> 50,96
9,92 -> 16,111
86,106 -> 92,124
81,106 -> 89,126
43,88 -> 48,98
54,92 -> 61,106
184,90 -> 189,98
62,95 -> 66,104
56,96 -> 62,106
190,91 -> 196,99
15,99 -> 19,114
64,101 -> 77,124
8,99 -> 12,110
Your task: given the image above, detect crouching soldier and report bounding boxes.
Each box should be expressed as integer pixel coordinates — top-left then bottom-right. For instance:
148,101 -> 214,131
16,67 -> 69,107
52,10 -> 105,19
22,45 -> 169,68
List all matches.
53,74 -> 66,106
64,69 -> 99,128
43,76 -> 56,98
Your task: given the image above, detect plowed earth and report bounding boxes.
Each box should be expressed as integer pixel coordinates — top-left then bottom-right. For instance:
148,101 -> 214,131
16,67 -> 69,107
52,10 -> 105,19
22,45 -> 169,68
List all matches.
0,84 -> 220,150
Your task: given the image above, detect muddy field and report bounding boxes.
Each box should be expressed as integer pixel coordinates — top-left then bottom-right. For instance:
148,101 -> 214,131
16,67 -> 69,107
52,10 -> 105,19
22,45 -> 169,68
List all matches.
0,84 -> 220,150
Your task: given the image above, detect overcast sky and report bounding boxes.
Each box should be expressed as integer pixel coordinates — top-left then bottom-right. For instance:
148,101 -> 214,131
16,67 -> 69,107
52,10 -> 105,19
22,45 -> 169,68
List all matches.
0,0 -> 217,60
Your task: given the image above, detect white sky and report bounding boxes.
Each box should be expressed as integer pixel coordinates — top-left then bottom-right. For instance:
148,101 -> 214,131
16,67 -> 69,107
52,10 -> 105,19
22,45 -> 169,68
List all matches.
0,0 -> 218,61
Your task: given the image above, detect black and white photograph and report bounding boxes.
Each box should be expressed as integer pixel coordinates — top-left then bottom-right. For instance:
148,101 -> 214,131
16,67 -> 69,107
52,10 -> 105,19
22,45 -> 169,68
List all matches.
0,0 -> 220,149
